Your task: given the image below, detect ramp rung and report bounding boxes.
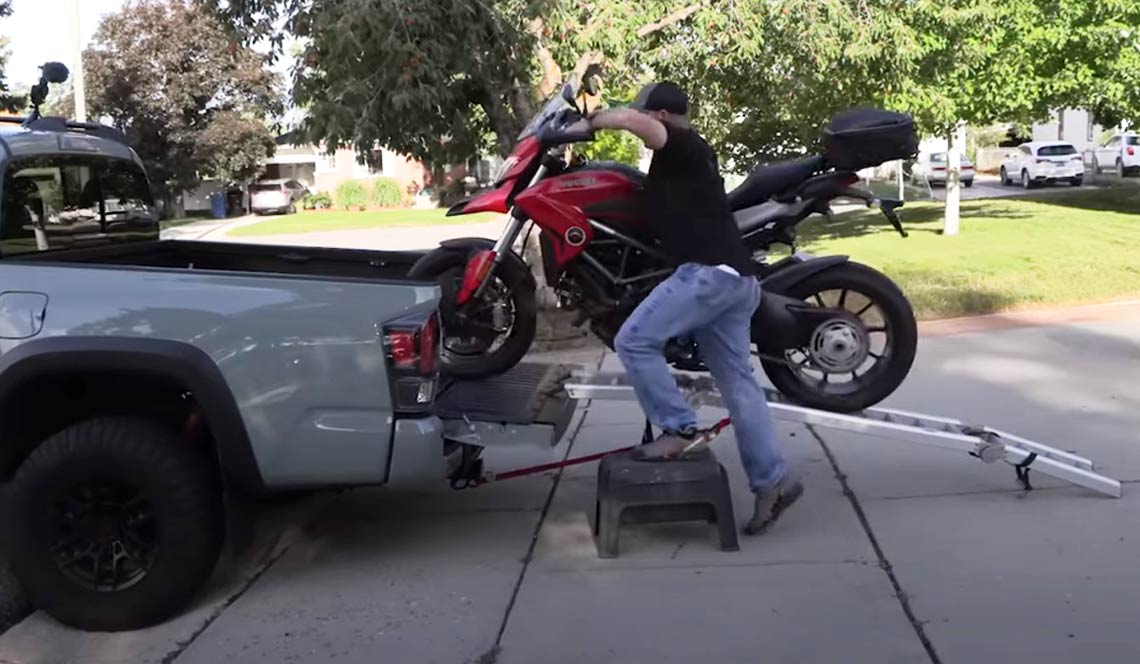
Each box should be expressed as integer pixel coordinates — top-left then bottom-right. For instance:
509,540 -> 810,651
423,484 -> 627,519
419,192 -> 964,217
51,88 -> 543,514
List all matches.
563,371 -> 1121,498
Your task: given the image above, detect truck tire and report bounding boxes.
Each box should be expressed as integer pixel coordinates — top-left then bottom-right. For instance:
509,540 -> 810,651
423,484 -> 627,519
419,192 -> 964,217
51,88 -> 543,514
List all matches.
4,417 -> 223,631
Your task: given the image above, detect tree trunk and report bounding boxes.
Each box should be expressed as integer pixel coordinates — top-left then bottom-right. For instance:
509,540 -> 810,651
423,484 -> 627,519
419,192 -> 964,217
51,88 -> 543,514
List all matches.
480,91 -> 519,157
943,124 -> 964,236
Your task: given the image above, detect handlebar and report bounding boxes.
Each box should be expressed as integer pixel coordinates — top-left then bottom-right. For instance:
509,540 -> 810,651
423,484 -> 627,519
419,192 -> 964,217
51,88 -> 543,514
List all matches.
838,186 -> 908,238
537,108 -> 595,146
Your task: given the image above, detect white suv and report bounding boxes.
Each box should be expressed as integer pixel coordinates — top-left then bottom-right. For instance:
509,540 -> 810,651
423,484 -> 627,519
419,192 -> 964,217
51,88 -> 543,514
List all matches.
1092,133 -> 1139,178
999,141 -> 1084,189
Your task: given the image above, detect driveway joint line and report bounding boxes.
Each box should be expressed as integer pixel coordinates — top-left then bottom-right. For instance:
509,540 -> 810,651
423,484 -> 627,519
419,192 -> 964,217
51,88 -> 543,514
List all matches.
164,493 -> 341,664
481,349 -> 606,663
807,424 -> 943,664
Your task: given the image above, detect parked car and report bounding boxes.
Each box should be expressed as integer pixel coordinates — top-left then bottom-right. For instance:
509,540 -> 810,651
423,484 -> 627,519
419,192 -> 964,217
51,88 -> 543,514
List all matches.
911,152 -> 974,187
999,141 -> 1084,188
0,117 -> 576,631
1091,132 -> 1140,178
249,178 -> 308,214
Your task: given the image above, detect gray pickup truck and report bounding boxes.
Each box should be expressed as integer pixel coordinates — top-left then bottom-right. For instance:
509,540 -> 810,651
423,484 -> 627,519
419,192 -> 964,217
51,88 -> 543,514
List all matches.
0,117 -> 576,631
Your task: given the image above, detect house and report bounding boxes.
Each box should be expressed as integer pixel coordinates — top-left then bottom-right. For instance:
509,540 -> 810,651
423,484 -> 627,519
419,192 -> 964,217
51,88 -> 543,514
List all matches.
1031,108 -> 1107,153
262,133 -> 433,196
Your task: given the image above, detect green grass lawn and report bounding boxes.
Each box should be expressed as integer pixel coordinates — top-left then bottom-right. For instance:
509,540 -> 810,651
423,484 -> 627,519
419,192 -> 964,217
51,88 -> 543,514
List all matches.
797,186 -> 1140,319
228,208 -> 499,237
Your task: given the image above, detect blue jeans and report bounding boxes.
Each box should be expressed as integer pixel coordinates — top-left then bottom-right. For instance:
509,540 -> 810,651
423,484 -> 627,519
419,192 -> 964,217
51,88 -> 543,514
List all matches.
615,263 -> 788,492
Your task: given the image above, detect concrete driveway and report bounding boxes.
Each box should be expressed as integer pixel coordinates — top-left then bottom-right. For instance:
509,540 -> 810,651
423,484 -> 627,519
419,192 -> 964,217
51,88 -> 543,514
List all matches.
2,313 -> 1140,663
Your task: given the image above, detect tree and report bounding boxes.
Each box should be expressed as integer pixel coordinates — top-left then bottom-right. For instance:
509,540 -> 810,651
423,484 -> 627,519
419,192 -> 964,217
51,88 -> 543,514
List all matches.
0,1 -> 25,112
203,0 -> 698,168
82,0 -> 280,205
884,0 -> 1140,234
193,110 -> 277,185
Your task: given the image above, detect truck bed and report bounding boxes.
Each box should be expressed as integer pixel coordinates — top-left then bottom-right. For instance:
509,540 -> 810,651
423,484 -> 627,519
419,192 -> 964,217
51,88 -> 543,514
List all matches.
11,240 -> 426,281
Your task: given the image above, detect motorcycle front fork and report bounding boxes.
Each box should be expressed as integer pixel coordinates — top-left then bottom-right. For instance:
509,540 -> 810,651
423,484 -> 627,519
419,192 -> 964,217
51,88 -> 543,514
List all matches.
467,165 -> 549,301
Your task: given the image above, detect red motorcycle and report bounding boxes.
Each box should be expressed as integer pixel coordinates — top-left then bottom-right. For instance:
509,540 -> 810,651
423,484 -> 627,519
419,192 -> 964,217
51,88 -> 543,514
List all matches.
410,82 -> 919,412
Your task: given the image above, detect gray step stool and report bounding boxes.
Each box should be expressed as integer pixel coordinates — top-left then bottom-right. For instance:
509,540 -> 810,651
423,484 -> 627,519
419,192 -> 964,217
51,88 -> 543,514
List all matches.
593,448 -> 739,558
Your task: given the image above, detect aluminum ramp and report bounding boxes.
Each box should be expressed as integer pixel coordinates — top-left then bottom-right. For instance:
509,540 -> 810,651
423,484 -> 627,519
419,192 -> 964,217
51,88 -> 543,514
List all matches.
564,371 -> 1121,498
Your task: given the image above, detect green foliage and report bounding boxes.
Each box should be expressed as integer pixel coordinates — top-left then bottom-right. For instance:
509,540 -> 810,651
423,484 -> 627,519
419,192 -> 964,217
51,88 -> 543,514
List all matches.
302,191 -> 332,209
0,1 -> 23,112
335,180 -> 368,209
577,129 -> 642,166
84,0 -> 281,198
966,125 -> 1011,162
193,111 -> 276,185
206,0 -> 1140,172
369,178 -> 404,207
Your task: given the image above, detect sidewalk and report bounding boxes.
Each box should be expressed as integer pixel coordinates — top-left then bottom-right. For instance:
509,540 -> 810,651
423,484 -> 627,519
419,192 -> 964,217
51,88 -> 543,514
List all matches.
2,320 -> 1139,663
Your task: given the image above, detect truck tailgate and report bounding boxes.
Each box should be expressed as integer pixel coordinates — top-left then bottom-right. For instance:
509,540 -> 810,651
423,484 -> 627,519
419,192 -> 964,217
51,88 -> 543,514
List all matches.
433,363 -> 579,448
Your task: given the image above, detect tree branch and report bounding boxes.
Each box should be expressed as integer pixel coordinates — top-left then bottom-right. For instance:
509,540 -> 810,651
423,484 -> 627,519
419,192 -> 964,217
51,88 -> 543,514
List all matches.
637,2 -> 703,38
527,17 -> 561,99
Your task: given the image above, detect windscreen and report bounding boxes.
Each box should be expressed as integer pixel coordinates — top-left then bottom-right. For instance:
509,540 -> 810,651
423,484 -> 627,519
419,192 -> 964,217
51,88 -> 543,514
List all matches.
518,83 -> 577,140
1127,136 -> 1139,146
1038,144 -> 1077,156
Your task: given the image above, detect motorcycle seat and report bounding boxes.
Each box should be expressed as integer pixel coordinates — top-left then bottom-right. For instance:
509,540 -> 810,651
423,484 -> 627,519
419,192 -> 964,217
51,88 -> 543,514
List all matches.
726,156 -> 825,212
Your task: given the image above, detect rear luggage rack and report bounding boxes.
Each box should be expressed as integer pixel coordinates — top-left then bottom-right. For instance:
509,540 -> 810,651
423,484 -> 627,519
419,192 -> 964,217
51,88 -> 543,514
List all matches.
564,371 -> 1121,498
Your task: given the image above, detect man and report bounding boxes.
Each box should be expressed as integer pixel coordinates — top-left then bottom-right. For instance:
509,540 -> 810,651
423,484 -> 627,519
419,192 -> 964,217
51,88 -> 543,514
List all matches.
571,81 -> 802,534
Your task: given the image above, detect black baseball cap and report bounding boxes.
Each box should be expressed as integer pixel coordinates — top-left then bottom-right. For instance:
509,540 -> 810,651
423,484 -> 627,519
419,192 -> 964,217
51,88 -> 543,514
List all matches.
628,81 -> 688,115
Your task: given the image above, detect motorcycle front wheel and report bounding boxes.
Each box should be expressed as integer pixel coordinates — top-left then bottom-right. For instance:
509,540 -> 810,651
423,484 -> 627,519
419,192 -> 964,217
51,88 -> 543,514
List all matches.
759,262 -> 917,413
408,248 -> 537,378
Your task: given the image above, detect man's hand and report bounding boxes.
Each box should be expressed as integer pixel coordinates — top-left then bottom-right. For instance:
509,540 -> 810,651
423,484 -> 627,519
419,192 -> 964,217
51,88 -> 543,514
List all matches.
587,108 -> 668,150
562,118 -> 593,136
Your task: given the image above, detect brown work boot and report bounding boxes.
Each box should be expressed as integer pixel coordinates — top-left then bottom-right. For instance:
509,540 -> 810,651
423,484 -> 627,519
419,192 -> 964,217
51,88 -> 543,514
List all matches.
631,428 -> 706,461
743,471 -> 804,536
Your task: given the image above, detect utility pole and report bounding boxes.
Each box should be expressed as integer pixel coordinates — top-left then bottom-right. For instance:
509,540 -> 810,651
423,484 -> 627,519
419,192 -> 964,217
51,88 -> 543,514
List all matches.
71,0 -> 87,121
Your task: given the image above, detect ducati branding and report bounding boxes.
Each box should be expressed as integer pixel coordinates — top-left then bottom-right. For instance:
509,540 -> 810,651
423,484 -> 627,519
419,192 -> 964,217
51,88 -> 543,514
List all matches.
557,177 -> 597,189
564,227 -> 587,246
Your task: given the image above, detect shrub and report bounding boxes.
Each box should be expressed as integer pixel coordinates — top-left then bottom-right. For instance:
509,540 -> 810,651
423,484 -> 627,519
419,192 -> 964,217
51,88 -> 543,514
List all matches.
301,192 -> 317,209
335,180 -> 367,210
313,192 -> 333,209
369,177 -> 403,208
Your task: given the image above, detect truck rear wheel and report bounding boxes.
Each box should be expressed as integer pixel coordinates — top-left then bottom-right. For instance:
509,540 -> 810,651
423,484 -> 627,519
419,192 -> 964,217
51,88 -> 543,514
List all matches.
3,417 -> 223,631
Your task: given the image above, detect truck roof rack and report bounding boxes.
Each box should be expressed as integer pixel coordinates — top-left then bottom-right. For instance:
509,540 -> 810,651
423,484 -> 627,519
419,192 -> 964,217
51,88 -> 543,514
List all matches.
0,115 -> 128,146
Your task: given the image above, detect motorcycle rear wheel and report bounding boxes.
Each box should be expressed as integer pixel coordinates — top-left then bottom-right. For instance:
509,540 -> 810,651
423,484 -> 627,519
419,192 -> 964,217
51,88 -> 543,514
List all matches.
759,262 -> 916,413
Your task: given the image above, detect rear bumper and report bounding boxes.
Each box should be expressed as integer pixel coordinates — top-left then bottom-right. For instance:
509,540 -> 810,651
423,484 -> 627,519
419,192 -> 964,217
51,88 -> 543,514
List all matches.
1032,173 -> 1083,181
927,173 -> 973,183
385,415 -> 450,487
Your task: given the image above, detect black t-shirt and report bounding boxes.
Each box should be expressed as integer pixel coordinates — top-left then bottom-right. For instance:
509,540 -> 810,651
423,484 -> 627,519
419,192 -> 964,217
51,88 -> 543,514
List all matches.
643,125 -> 754,275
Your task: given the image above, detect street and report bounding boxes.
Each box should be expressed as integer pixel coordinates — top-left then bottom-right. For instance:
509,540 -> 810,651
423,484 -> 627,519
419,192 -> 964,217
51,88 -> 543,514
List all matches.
2,306 -> 1138,664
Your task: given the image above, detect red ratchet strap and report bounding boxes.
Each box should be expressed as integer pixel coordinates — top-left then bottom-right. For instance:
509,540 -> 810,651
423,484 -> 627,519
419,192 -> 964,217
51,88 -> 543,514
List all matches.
476,416 -> 733,486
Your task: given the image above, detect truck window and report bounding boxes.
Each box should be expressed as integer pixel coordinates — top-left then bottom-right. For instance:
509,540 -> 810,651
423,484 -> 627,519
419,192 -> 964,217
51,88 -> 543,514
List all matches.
1,155 -> 158,255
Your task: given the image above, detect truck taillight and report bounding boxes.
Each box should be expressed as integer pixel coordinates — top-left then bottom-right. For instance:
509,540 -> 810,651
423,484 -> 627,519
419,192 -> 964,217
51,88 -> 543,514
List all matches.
383,312 -> 440,412
1128,147 -> 1135,156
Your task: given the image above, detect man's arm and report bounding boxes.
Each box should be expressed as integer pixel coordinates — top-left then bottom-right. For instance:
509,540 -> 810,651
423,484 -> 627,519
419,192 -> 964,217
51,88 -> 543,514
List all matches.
585,108 -> 668,150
